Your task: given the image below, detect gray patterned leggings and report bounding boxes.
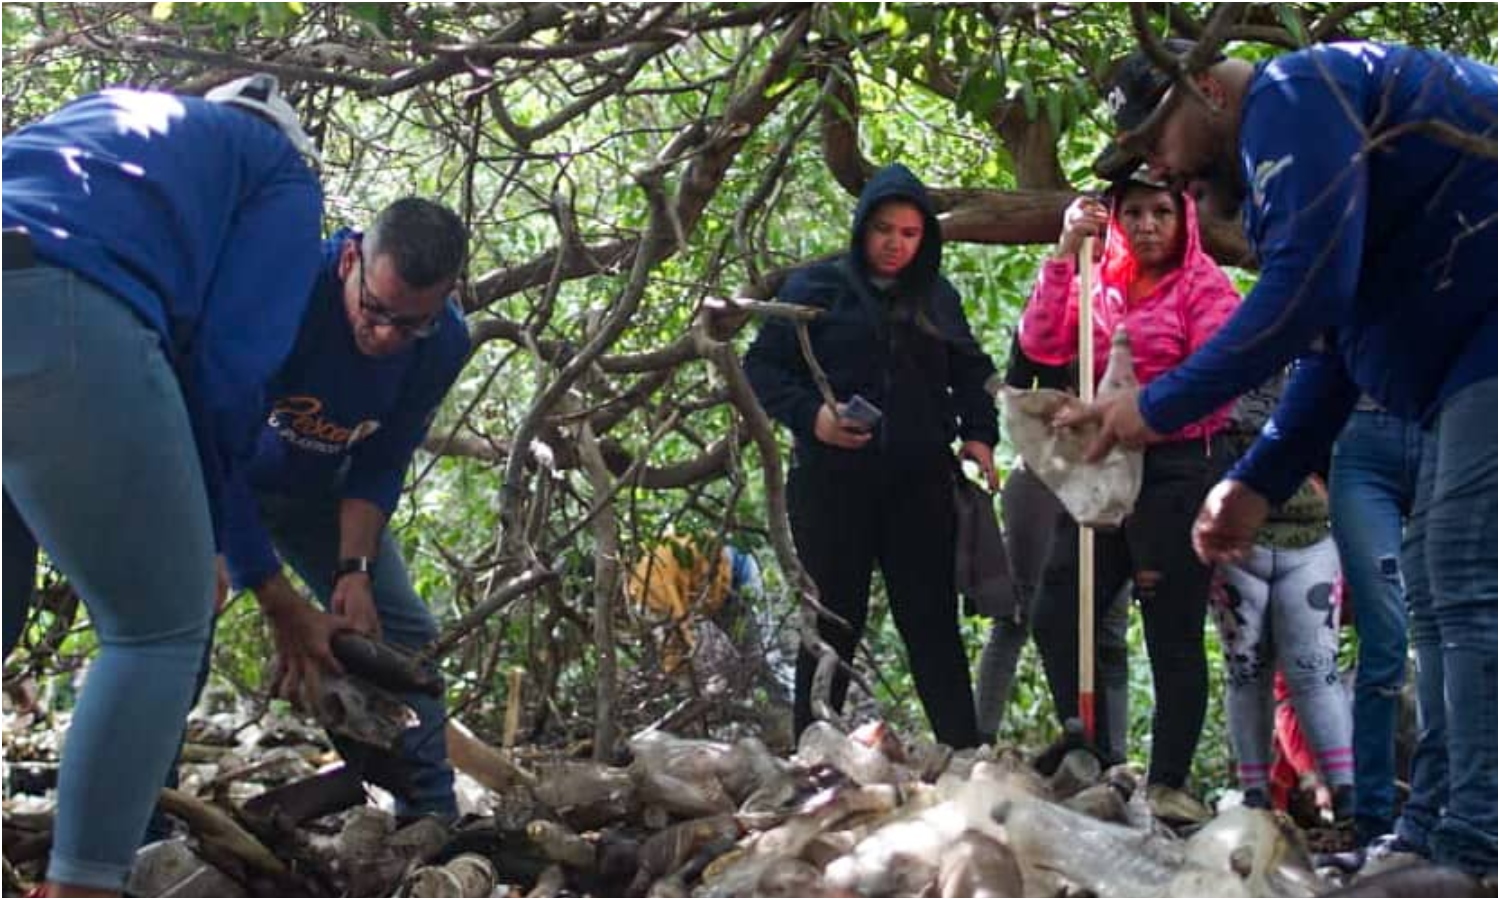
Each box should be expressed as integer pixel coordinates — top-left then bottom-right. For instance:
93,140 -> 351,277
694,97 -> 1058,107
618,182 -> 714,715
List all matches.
1210,536 -> 1354,792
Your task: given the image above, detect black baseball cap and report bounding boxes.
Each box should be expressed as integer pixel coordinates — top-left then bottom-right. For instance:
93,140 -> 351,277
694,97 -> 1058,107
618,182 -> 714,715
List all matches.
1092,39 -> 1225,182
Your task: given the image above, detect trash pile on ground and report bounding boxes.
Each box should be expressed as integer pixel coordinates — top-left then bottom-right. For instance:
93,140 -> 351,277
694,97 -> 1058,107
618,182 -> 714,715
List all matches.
5,684 -> 1491,898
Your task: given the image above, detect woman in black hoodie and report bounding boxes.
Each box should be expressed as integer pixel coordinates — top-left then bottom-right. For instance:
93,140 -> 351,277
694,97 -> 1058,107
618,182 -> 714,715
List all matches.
744,164 -> 999,748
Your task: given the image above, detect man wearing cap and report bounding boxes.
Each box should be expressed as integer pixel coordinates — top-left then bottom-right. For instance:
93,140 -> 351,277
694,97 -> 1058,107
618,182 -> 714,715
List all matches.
3,76 -> 323,895
1072,40 -> 1496,874
215,197 -> 471,824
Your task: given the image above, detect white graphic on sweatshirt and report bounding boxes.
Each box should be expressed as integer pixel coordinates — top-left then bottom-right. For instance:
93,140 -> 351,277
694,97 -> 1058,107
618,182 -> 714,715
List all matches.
1251,154 -> 1294,211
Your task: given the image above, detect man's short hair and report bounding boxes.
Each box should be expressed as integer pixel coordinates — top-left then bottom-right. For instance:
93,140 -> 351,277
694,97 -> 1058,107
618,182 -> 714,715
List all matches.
363,198 -> 468,289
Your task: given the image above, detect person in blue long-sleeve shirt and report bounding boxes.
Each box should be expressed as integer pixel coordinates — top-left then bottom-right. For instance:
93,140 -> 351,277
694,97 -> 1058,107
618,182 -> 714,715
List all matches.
1078,40 -> 1495,875
2,75 -> 324,896
219,198 -> 471,822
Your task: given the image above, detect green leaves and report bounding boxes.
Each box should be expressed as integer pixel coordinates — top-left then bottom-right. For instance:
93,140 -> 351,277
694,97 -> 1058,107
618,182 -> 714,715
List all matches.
139,2 -> 308,42
1273,4 -> 1311,47
954,55 -> 1006,124
256,2 -> 305,37
1018,79 -> 1038,120
345,2 -> 393,38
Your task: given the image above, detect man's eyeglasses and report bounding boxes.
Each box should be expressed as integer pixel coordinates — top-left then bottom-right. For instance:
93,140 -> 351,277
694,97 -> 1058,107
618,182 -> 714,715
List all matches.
357,254 -> 441,340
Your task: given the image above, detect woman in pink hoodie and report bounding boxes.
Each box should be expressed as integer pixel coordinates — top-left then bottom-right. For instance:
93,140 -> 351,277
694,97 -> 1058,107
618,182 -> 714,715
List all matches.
1017,173 -> 1241,812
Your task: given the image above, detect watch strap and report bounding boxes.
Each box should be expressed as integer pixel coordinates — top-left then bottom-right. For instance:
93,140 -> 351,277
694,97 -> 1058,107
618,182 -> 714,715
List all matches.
334,556 -> 376,584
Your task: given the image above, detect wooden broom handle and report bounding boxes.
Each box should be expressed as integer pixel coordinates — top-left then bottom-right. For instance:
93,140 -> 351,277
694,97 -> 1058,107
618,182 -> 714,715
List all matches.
1077,236 -> 1097,740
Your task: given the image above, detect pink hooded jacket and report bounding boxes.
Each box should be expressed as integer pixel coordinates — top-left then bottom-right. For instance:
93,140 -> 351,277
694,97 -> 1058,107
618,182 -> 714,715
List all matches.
1018,191 -> 1241,442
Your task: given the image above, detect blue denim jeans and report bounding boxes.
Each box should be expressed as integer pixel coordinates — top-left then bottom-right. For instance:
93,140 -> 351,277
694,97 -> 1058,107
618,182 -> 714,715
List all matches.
255,491 -> 457,819
3,267 -> 215,889
1394,379 -> 1497,874
1329,409 -> 1424,841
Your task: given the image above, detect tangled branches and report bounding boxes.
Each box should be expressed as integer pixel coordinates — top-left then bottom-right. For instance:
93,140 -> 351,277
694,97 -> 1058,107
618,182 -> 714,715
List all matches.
3,1 -> 1494,749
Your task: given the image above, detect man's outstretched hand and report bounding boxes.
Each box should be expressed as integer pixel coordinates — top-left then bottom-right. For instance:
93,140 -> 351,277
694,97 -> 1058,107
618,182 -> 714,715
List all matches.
1051,386 -> 1164,461
256,574 -> 347,711
959,440 -> 1000,491
1192,479 -> 1271,565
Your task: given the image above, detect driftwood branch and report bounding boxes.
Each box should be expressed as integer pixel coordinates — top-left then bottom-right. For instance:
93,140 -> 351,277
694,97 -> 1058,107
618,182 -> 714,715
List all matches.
577,415 -> 622,760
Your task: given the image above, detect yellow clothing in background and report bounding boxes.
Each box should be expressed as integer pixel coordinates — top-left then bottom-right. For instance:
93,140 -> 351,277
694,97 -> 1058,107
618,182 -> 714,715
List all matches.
625,536 -> 730,673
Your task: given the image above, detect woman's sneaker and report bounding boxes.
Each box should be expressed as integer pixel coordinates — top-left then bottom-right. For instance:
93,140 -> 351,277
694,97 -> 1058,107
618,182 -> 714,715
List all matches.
1145,783 -> 1212,826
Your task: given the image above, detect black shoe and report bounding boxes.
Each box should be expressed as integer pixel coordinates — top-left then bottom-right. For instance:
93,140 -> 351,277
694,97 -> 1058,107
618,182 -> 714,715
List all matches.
1241,786 -> 1271,810
1032,718 -> 1105,776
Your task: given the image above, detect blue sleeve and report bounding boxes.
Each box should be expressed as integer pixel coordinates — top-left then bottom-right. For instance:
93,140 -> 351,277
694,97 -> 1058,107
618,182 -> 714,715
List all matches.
729,547 -> 763,600
1229,351 -> 1359,504
1139,73 -> 1367,434
743,268 -> 836,444
343,313 -> 470,513
194,169 -> 323,548
219,463 -> 282,591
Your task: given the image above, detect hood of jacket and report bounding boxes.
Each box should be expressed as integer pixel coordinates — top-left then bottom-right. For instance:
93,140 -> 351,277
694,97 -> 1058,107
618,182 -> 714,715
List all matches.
848,163 -> 943,297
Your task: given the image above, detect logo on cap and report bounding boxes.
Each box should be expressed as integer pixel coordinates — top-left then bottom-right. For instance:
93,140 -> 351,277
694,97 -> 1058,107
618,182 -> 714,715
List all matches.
1107,86 -> 1127,116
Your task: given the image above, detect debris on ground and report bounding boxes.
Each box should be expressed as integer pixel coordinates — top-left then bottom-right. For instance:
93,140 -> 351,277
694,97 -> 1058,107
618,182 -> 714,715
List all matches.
8,692 -> 1486,897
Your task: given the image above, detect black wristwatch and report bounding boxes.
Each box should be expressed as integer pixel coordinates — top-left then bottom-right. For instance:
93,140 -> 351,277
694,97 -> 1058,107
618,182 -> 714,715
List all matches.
334,556 -> 376,585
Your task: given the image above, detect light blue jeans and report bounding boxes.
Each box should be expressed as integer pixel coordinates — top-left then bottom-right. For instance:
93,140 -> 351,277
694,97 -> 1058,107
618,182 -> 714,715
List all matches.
1394,379 -> 1497,874
3,266 -> 214,889
1329,409 -> 1423,841
254,491 -> 457,819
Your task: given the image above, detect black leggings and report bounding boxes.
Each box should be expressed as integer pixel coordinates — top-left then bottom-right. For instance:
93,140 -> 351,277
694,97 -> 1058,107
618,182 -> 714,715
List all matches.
1031,437 -> 1228,787
789,453 -> 981,748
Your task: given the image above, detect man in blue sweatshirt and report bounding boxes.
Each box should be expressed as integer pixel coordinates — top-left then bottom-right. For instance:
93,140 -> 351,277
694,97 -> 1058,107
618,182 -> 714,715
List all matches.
3,76 -> 323,894
1077,41 -> 1496,874
219,197 -> 471,822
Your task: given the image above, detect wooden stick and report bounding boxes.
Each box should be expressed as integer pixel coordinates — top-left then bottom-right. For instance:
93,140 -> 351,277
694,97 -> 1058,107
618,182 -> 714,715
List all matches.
795,320 -> 840,413
446,717 -> 538,791
157,787 -> 288,877
1077,236 -> 1097,742
503,666 -> 525,749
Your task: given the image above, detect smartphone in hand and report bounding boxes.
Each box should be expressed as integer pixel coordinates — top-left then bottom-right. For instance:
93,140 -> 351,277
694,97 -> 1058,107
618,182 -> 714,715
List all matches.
838,394 -> 883,432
